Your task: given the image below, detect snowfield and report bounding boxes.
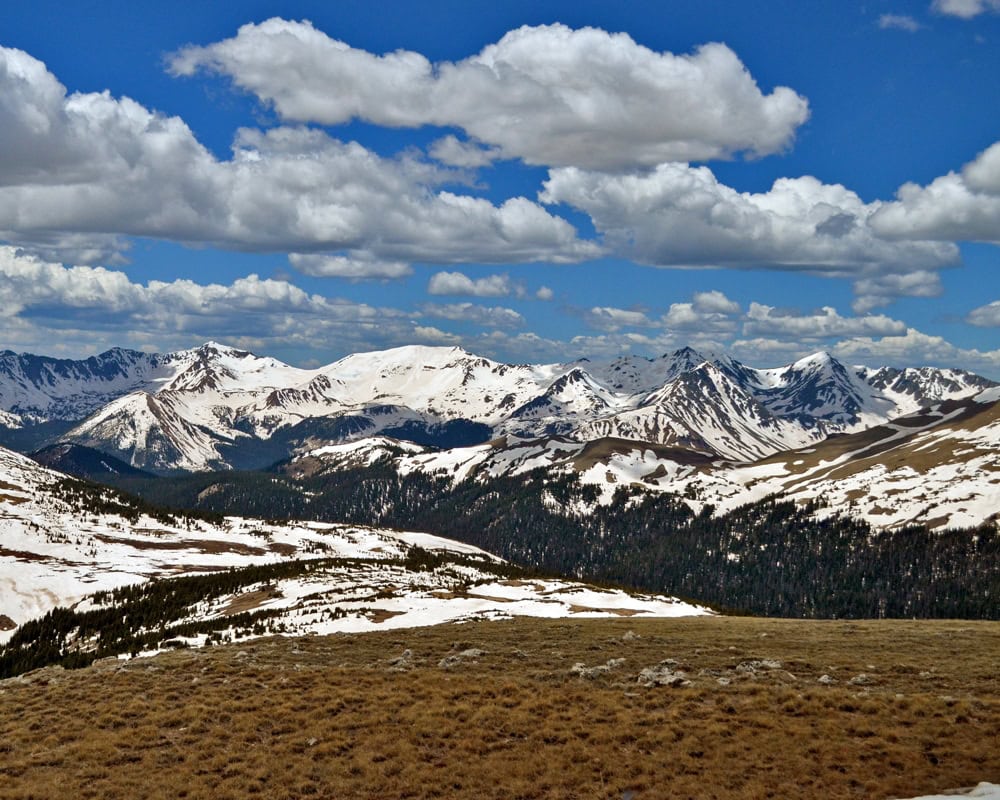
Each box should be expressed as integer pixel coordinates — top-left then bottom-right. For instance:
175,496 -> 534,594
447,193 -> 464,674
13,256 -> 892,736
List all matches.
297,386 -> 1000,532
0,443 -> 709,645
900,785 -> 1000,800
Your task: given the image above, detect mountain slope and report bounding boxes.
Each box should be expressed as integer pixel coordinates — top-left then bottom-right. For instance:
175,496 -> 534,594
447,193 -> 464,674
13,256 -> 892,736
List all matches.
704,386 -> 1000,530
30,442 -> 156,482
0,443 -> 706,645
287,387 -> 1000,531
0,341 -> 994,474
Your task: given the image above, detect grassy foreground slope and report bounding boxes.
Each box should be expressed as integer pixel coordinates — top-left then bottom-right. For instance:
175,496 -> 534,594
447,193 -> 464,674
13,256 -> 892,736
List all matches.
1,616 -> 998,800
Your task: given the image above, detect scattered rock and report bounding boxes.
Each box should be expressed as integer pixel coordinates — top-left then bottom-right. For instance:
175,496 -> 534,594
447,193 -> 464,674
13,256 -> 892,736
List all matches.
849,673 -> 873,685
736,659 -> 782,673
622,630 -> 640,642
438,648 -> 487,669
570,658 -> 626,679
818,674 -> 837,685
387,649 -> 413,670
638,661 -> 690,688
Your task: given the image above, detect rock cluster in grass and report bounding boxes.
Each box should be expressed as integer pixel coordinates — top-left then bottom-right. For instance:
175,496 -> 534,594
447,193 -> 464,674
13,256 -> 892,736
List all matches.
438,648 -> 487,669
387,649 -> 413,671
637,659 -> 690,687
569,657 -> 626,679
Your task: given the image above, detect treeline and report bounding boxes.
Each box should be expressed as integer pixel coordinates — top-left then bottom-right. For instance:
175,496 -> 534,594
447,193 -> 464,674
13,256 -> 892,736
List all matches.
0,548 -> 544,678
0,558 -> 325,678
118,462 -> 1000,620
51,476 -> 225,526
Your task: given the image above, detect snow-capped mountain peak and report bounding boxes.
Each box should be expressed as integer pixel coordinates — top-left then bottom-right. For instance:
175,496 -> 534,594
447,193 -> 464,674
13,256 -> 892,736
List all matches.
1,341 -> 995,474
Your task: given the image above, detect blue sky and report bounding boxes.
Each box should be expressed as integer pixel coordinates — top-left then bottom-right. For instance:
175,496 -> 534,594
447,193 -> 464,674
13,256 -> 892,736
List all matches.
1,0 -> 999,374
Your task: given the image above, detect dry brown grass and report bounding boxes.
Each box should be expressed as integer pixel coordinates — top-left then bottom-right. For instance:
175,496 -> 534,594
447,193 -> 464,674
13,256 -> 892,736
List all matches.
1,616 -> 998,800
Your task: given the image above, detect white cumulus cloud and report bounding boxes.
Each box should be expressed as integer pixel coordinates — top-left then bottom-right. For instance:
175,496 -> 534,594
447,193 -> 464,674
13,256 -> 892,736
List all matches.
428,135 -> 502,168
663,292 -> 742,334
871,141 -> 1000,243
541,163 -> 958,308
0,46 -> 597,265
878,14 -> 923,31
832,327 -> 1000,372
584,306 -> 657,331
692,290 -> 741,315
288,253 -> 412,280
420,302 -> 525,328
168,19 -> 810,170
427,271 -> 517,297
0,246 -> 436,358
968,300 -> 1000,327
851,271 -> 943,313
744,303 -> 908,339
932,0 -> 1000,17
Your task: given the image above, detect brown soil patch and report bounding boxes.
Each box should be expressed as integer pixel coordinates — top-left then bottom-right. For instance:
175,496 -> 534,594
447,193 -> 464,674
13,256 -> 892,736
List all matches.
573,437 -> 716,472
93,534 -> 267,557
0,546 -> 49,562
221,589 -> 283,617
466,593 -> 515,604
0,617 -> 997,800
267,542 -> 298,556
568,605 -> 643,616
367,609 -> 406,624
0,615 -> 16,631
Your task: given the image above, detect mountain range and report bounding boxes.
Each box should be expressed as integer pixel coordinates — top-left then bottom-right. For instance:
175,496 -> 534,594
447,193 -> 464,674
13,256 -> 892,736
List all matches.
1,340 -> 998,531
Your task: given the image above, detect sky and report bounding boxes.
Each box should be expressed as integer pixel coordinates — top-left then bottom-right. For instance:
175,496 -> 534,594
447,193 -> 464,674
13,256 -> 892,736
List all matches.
0,0 -> 999,375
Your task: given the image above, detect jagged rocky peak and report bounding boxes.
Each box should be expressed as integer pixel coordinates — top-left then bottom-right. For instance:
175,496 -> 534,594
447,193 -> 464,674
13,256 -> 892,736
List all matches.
550,367 -> 589,387
779,352 -> 852,383
863,365 -> 996,402
665,346 -> 707,369
754,351 -> 874,422
1,339 -> 997,475
593,347 -> 711,394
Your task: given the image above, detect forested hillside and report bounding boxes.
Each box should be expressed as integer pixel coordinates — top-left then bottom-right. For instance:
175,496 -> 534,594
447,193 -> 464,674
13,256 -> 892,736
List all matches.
118,464 -> 1000,619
